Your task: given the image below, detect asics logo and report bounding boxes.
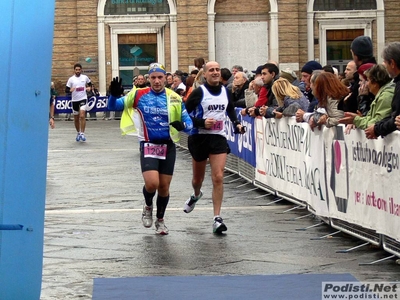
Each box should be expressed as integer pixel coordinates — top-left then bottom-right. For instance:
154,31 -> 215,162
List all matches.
87,96 -> 97,111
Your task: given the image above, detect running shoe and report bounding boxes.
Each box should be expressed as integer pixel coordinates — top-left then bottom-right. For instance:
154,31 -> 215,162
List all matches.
183,190 -> 203,213
80,133 -> 86,142
213,216 -> 227,234
76,132 -> 81,142
155,219 -> 169,235
141,204 -> 153,228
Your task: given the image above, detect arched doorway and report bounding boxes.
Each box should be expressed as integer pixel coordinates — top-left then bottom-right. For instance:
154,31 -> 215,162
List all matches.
96,0 -> 178,94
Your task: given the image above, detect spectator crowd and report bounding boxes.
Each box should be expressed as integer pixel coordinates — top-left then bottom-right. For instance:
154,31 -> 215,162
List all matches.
54,36 -> 400,141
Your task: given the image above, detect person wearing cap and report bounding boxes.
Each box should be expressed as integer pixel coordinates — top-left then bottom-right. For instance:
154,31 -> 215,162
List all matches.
280,68 -> 304,92
252,65 -> 264,77
366,42 -> 400,139
183,61 -> 246,234
300,60 -> 323,112
107,62 -> 193,235
247,65 -> 270,112
354,63 -> 375,114
346,35 -> 377,115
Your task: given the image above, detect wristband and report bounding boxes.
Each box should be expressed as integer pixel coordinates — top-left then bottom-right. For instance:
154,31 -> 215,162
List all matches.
50,116 -> 55,120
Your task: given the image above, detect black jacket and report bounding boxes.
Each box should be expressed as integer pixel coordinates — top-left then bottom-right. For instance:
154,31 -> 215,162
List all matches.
232,81 -> 250,108
344,59 -> 377,114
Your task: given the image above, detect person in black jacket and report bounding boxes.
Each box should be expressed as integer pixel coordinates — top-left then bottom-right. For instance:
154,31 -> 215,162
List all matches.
231,71 -> 249,108
300,60 -> 322,112
365,42 -> 400,139
345,36 -> 377,115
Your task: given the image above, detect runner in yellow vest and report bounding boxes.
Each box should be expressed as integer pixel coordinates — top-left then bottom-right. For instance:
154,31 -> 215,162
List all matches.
108,63 -> 193,235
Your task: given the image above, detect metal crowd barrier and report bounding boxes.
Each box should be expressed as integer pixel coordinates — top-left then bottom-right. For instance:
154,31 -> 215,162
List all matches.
178,133 -> 400,261
238,159 -> 255,183
330,218 -> 381,247
383,235 -> 400,257
225,154 -> 239,175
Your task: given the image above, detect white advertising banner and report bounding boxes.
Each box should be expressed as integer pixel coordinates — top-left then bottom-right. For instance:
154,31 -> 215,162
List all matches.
326,126 -> 400,241
255,117 -> 330,217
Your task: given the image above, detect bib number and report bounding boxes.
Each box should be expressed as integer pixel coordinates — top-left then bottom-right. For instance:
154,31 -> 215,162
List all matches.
76,86 -> 85,92
211,120 -> 223,130
144,143 -> 167,160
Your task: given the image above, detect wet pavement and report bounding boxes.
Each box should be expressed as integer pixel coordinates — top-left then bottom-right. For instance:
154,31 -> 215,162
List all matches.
41,119 -> 400,300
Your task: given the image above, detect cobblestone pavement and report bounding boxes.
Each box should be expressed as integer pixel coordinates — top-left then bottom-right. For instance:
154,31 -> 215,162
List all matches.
41,120 -> 399,299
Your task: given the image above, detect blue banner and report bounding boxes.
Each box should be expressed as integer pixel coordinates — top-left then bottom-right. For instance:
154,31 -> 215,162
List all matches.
54,96 -> 109,113
226,108 -> 256,167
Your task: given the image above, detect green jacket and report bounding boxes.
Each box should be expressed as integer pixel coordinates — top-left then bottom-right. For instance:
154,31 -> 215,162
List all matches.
120,87 -> 184,142
354,82 -> 395,129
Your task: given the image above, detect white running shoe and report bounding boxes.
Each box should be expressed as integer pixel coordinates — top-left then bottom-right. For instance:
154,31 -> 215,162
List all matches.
80,133 -> 86,142
76,133 -> 81,142
213,216 -> 227,234
155,219 -> 169,235
183,191 -> 203,213
141,204 -> 153,228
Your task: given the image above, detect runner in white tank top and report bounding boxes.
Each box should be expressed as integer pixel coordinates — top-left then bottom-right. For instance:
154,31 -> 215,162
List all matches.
184,61 -> 245,234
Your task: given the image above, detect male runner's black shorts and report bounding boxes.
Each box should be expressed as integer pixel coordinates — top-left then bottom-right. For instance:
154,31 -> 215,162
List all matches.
139,141 -> 176,175
72,100 -> 87,115
188,134 -> 228,162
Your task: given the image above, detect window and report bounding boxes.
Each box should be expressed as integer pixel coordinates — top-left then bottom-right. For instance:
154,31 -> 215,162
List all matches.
118,44 -> 157,67
104,0 -> 170,15
326,29 -> 364,61
314,0 -> 376,11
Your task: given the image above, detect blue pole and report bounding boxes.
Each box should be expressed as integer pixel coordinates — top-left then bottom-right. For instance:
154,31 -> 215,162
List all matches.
0,1 -> 55,299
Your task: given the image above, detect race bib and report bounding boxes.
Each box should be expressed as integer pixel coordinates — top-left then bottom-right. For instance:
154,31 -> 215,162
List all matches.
76,87 -> 85,92
211,120 -> 223,130
143,143 -> 167,160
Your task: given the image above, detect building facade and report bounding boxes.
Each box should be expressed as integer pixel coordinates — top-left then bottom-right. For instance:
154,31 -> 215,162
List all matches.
51,0 -> 400,95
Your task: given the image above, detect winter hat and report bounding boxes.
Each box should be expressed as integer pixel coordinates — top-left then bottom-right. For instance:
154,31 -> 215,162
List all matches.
280,68 -> 297,82
357,63 -> 375,80
301,61 -> 322,75
351,36 -> 373,58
